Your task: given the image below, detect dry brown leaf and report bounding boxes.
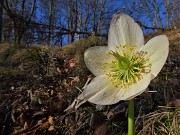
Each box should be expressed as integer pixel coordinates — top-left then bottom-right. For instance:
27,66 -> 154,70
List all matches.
106,111 -> 114,119
11,110 -> 17,123
33,111 -> 44,117
168,99 -> 180,107
48,116 -> 55,131
169,78 -> 180,98
57,101 -> 63,113
13,122 -> 28,135
40,120 -> 50,130
64,68 -> 68,72
48,116 -> 54,125
24,122 -> 28,130
70,62 -> 75,68
93,123 -> 107,135
65,116 -> 74,128
69,58 -> 76,68
70,76 -> 80,85
50,90 -> 54,96
105,102 -> 127,119
1,94 -> 10,100
18,63 -> 24,71
19,112 -> 26,125
56,67 -> 61,73
32,74 -> 39,78
48,125 -> 55,131
47,102 -> 55,115
28,119 -> 44,132
63,79 -> 70,87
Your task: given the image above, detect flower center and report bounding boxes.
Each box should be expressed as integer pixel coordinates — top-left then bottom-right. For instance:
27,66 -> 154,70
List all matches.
105,45 -> 151,88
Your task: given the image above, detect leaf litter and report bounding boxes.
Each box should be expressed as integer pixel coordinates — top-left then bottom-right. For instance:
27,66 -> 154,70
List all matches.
0,32 -> 179,135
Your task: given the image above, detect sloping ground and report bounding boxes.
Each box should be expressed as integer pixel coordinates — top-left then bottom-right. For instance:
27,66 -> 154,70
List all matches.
0,31 -> 179,135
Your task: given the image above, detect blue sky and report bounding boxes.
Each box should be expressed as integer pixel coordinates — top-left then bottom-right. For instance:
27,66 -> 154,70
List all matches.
34,0 -> 173,45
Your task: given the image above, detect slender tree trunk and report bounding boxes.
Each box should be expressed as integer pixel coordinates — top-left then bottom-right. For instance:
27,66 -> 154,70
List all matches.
143,0 -> 154,27
97,1 -> 105,34
151,0 -> 163,28
165,0 -> 170,28
0,0 -> 4,42
92,0 -> 98,33
172,0 -> 177,28
67,0 -> 71,43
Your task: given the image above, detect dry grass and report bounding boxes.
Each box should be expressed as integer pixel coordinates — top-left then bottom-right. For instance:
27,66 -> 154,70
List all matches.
137,110 -> 180,135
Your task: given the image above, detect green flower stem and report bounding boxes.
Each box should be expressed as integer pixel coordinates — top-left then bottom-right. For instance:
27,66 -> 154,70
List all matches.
128,98 -> 134,135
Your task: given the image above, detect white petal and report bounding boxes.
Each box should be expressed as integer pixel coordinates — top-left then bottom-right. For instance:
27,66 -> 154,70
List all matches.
83,74 -> 151,105
108,13 -> 144,51
83,75 -> 120,105
143,35 -> 169,79
118,74 -> 151,100
84,46 -> 113,76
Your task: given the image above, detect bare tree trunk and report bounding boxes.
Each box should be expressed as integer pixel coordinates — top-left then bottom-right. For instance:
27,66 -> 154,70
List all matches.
84,1 -> 91,38
165,0 -> 170,28
48,0 -> 55,46
67,0 -> 78,43
67,0 -> 71,43
150,0 -> 163,28
97,1 -> 105,34
0,0 -> 4,42
4,0 -> 37,44
92,0 -> 98,33
172,0 -> 177,28
143,0 -> 154,27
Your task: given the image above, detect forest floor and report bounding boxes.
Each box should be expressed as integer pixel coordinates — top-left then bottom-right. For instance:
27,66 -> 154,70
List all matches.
0,29 -> 179,135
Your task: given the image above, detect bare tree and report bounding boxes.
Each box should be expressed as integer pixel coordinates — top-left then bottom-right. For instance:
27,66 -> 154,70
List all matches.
61,0 -> 118,43
2,0 -> 178,45
0,0 -> 4,42
165,0 -> 179,28
4,0 -> 37,44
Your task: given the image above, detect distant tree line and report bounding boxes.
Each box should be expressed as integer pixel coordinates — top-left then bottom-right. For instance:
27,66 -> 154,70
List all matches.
0,0 -> 179,46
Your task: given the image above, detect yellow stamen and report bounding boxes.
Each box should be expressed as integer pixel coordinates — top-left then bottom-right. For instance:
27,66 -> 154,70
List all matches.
104,45 -> 151,88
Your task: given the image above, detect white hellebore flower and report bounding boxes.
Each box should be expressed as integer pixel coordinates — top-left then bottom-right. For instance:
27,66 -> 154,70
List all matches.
83,13 -> 169,105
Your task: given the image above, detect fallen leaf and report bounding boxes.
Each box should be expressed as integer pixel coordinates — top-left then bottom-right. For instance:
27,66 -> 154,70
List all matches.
168,99 -> 180,107
93,123 -> 107,135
